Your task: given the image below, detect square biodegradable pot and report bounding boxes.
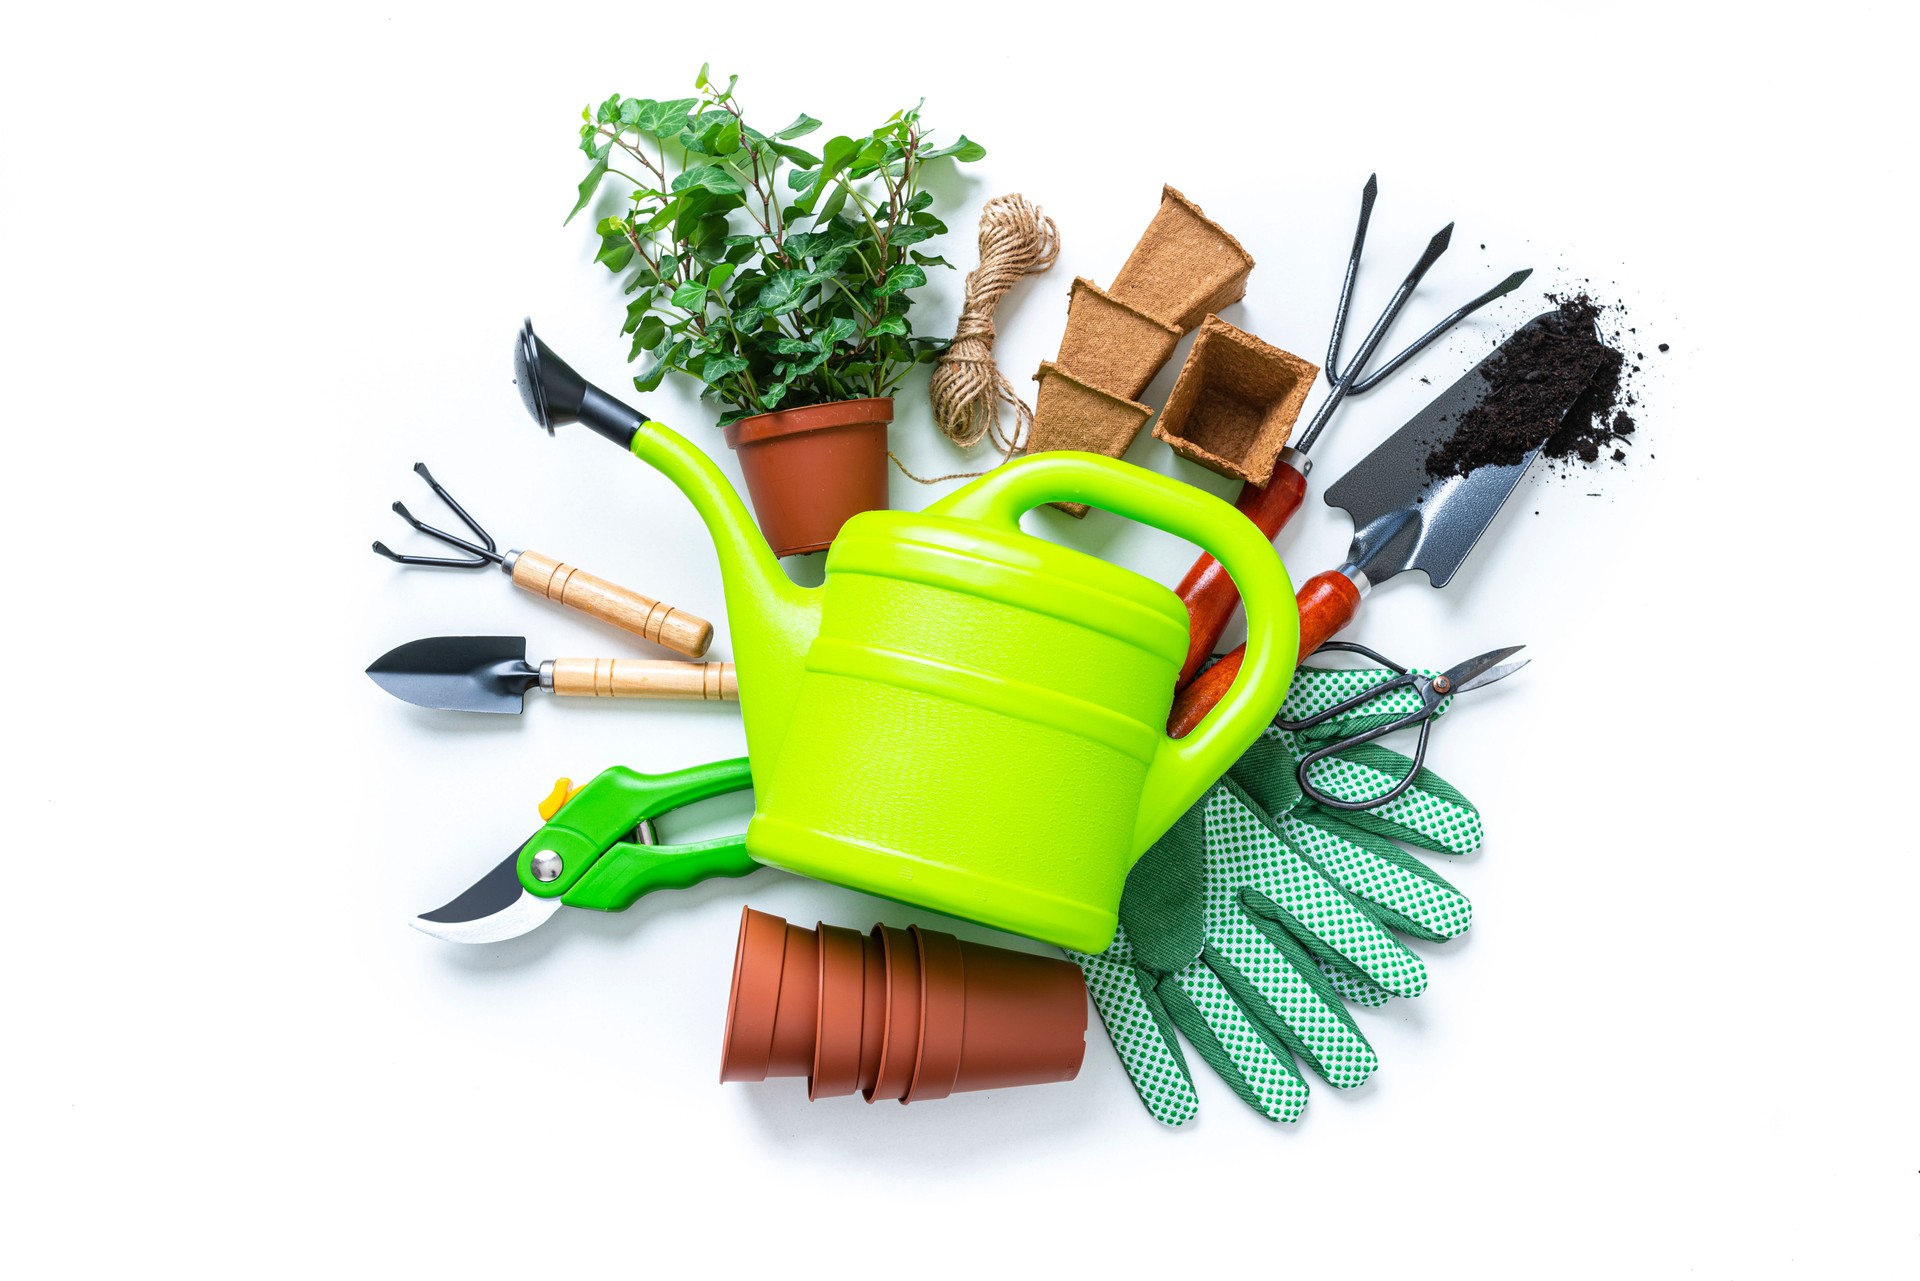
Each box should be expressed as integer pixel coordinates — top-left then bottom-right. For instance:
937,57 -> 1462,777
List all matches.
1152,315 -> 1318,485
1109,185 -> 1256,333
1027,361 -> 1154,518
1055,277 -> 1183,401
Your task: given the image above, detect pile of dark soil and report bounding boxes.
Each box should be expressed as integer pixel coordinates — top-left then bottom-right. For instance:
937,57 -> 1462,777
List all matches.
1423,294 -> 1645,478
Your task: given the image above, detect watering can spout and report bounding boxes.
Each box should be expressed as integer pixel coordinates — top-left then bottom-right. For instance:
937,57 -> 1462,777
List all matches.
512,319 -> 820,758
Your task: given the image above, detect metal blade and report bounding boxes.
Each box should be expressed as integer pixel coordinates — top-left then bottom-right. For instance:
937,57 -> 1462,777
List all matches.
1442,644 -> 1527,691
365,635 -> 541,714
1452,659 -> 1528,695
412,839 -> 564,943
1324,311 -> 1607,588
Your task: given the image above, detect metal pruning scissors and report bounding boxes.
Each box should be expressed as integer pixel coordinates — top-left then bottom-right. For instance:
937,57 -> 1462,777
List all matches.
412,758 -> 758,943
1277,641 -> 1527,812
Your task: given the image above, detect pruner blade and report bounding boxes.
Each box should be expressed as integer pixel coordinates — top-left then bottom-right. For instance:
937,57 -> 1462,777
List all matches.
412,839 -> 563,944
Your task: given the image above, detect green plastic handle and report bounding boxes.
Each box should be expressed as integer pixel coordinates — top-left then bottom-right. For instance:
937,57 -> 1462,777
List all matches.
562,835 -> 758,912
932,451 -> 1299,855
520,757 -> 758,906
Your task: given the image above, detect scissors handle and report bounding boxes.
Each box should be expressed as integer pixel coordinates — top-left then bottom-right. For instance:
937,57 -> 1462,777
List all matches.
1295,709 -> 1435,811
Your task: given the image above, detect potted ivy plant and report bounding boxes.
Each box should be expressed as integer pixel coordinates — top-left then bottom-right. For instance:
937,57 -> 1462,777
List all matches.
570,67 -> 984,555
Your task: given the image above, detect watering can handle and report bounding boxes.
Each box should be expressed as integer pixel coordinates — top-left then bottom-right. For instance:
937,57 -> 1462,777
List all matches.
932,452 -> 1300,856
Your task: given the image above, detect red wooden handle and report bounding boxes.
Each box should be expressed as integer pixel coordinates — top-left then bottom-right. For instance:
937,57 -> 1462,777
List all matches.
1174,462 -> 1308,687
1166,568 -> 1363,739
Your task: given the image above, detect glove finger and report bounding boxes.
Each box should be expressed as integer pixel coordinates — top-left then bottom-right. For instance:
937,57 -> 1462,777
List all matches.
1316,742 -> 1483,857
1162,955 -> 1310,1122
1319,961 -> 1392,1009
1210,780 -> 1429,998
1281,808 -> 1474,943
1067,933 -> 1200,1127
1207,932 -> 1378,1089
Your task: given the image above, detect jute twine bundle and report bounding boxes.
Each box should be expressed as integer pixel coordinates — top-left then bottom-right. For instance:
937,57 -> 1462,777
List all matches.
899,194 -> 1059,482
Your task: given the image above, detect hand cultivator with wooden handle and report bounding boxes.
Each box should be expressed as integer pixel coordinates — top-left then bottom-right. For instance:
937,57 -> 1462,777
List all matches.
371,463 -> 714,657
1173,175 -> 1530,687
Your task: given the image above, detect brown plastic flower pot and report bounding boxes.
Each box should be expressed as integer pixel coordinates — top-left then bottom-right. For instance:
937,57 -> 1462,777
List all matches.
1152,315 -> 1319,485
721,397 -> 893,557
1055,277 -> 1183,401
1109,185 -> 1256,333
1026,361 -> 1155,519
718,907 -> 1087,1104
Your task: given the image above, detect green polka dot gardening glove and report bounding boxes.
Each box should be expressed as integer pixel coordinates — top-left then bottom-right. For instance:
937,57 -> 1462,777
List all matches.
1065,663 -> 1482,1126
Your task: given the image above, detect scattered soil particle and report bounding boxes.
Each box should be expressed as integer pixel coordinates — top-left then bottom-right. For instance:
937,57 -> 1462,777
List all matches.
1658,342 -> 1670,352
1423,293 -> 1644,479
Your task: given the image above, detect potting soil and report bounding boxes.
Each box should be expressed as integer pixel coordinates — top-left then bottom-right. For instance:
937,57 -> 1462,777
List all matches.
1423,294 -> 1649,478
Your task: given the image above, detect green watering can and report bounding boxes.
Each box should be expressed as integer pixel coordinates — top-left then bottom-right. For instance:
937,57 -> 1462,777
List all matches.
516,322 -> 1298,951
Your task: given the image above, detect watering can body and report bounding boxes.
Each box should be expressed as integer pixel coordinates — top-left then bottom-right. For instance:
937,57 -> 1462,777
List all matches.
631,422 -> 1298,952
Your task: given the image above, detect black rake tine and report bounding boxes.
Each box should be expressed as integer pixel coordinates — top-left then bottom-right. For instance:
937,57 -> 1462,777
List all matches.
1294,223 -> 1452,453
1323,173 -> 1379,387
412,463 -> 497,555
389,502 -> 498,563
370,466 -> 501,567
1348,267 -> 1534,394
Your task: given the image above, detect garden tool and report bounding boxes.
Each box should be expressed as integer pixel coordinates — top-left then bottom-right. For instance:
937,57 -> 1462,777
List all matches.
1278,640 -> 1524,811
511,320 -> 1298,952
1170,306 -> 1608,737
366,635 -> 737,714
371,462 -> 715,658
1069,662 -> 1482,1124
412,758 -> 759,944
1173,175 -> 1532,685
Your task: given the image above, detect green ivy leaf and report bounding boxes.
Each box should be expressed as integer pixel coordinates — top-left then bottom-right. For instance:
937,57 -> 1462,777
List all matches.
707,262 -> 736,290
770,143 -> 820,167
643,97 -> 699,137
813,182 -> 849,223
695,62 -> 710,89
715,120 -> 742,155
671,280 -> 709,310
874,264 -> 926,298
566,145 -> 611,225
776,113 -> 822,139
909,251 -> 952,268
594,237 -> 634,273
908,191 -> 934,212
702,353 -> 750,381
673,165 -> 744,197
920,135 -> 986,163
866,314 -> 909,337
755,269 -> 811,315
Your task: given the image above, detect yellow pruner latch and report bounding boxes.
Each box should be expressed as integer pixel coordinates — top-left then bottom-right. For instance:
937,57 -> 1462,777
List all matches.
538,777 -> 586,821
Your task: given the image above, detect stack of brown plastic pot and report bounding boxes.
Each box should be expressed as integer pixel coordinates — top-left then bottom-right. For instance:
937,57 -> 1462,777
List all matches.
719,907 -> 1088,1103
1152,315 -> 1318,485
1029,186 -> 1255,516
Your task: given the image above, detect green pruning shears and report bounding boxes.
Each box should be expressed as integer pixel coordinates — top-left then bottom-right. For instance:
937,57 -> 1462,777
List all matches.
412,758 -> 759,943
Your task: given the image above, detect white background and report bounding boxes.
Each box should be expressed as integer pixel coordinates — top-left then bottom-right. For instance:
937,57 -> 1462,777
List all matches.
4,3 -> 1914,1276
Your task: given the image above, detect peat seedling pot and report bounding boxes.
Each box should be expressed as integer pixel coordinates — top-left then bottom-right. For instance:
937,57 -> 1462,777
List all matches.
1153,315 -> 1317,485
722,397 -> 894,557
1109,185 -> 1256,333
1027,361 -> 1155,518
719,907 -> 1088,1104
1056,277 -> 1184,401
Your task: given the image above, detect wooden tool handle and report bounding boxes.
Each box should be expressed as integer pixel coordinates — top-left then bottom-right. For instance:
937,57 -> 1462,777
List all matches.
510,550 -> 714,658
1173,462 -> 1309,687
1167,568 -> 1363,738
549,658 -> 738,701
